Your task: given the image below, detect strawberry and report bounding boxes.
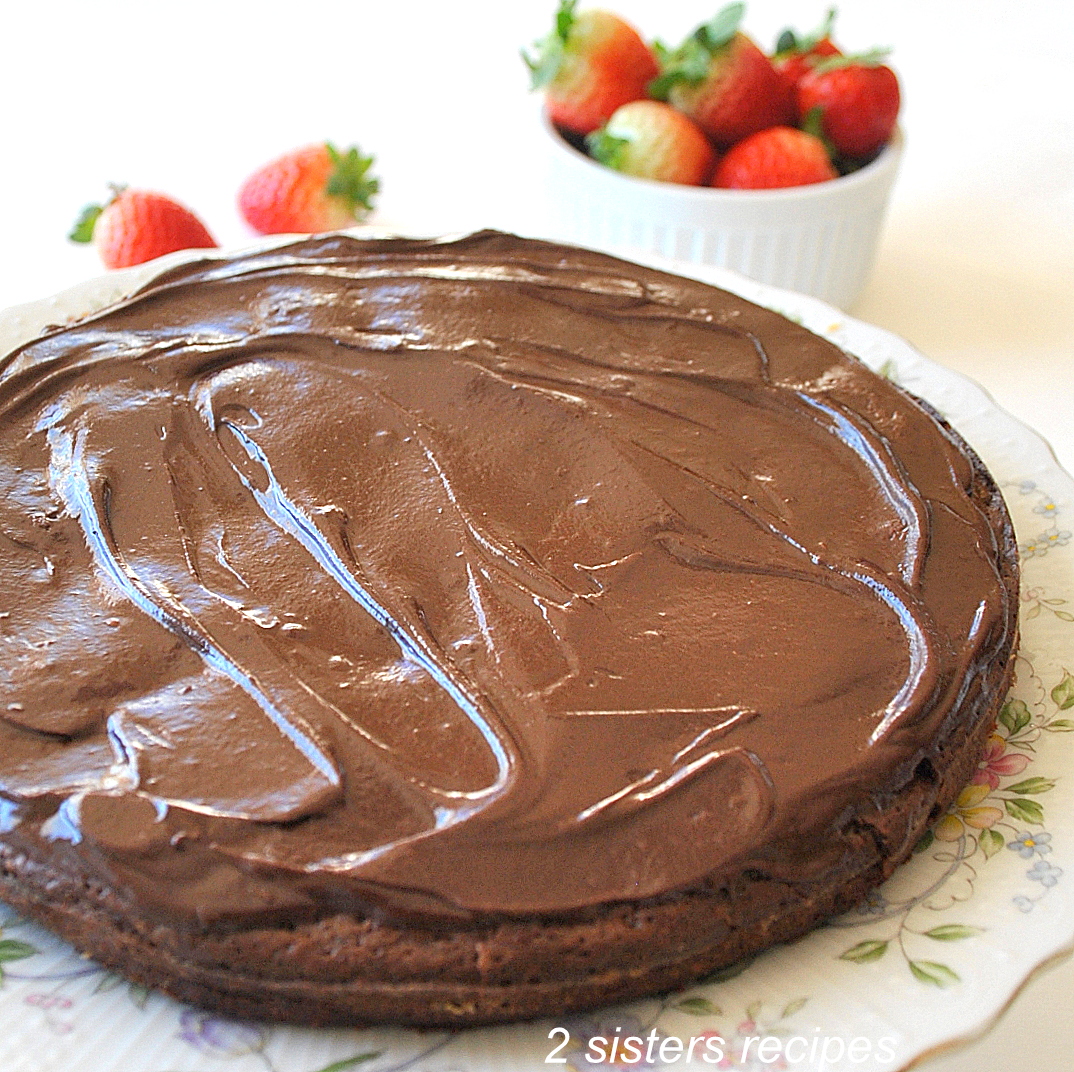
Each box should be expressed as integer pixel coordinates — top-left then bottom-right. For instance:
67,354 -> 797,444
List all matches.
68,186 -> 216,269
651,3 -> 794,148
772,8 -> 841,93
587,101 -> 716,186
524,0 -> 658,136
711,126 -> 837,189
797,52 -> 901,159
238,143 -> 379,235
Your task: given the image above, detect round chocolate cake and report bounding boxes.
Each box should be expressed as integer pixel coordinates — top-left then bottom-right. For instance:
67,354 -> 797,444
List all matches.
0,232 -> 1017,1025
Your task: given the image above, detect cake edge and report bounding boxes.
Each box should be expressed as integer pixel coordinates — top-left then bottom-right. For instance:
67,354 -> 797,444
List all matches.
0,393 -> 1020,1028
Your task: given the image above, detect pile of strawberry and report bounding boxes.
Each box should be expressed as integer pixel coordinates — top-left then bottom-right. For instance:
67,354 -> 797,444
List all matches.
69,143 -> 380,269
525,2 -> 900,189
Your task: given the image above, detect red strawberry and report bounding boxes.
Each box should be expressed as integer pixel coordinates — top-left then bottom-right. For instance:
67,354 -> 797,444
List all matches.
524,0 -> 658,136
797,53 -> 901,159
68,186 -> 216,269
587,101 -> 716,186
712,126 -> 837,189
772,8 -> 841,93
238,143 -> 379,235
651,3 -> 794,148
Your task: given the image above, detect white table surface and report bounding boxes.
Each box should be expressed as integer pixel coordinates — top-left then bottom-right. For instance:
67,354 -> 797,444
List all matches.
2,2 -> 1072,1069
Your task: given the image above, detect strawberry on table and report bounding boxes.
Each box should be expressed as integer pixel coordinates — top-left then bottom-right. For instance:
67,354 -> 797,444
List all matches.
772,7 -> 841,94
68,186 -> 217,269
797,52 -> 901,159
650,2 -> 794,148
524,0 -> 658,136
587,100 -> 716,186
711,126 -> 837,189
238,143 -> 379,236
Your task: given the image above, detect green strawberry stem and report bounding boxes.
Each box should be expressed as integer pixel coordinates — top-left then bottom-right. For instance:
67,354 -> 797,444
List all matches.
522,0 -> 578,90
68,204 -> 103,244
800,105 -> 828,144
799,105 -> 872,176
585,127 -> 629,171
649,1 -> 745,99
553,0 -> 577,43
68,183 -> 127,243
694,2 -> 746,53
810,47 -> 891,74
325,144 -> 379,218
775,7 -> 837,57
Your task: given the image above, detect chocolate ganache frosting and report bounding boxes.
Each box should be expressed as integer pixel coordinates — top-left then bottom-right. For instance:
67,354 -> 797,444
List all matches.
0,232 -> 1014,931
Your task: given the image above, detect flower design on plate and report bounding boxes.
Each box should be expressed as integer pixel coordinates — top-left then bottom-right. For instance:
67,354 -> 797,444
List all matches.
1011,480 -> 1071,559
658,996 -> 810,1071
933,782 -> 1004,842
835,661 -> 1069,985
1021,527 -> 1072,559
1026,860 -> 1063,888
0,928 -> 39,986
1008,831 -> 1053,859
973,733 -> 1030,791
177,1009 -> 268,1057
1020,584 -> 1074,623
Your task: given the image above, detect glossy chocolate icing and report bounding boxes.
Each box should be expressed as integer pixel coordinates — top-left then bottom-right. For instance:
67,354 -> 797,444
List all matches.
0,232 -> 1013,929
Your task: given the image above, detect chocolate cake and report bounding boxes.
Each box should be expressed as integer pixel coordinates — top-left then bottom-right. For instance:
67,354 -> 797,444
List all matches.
0,232 -> 1017,1026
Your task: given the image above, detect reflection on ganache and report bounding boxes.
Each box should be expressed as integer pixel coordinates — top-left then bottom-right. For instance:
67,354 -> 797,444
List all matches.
0,233 -> 1011,923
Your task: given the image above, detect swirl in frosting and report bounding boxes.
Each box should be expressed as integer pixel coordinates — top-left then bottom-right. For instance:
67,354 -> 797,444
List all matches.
0,233 -> 1013,925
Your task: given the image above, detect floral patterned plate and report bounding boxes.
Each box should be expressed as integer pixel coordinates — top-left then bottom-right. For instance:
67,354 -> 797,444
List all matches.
0,242 -> 1071,1072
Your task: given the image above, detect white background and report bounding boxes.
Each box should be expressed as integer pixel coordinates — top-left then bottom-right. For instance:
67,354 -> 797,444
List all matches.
1,2 -> 1072,1068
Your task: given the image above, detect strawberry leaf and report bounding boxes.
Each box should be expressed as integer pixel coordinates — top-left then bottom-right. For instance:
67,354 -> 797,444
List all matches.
554,0 -> 577,42
324,144 -> 379,219
775,28 -> 798,55
69,203 -> 103,244
586,128 -> 630,170
650,2 -> 743,97
810,47 -> 892,75
649,38 -> 712,98
522,0 -> 577,89
800,105 -> 827,141
775,7 -> 836,57
801,8 -> 837,52
696,3 -> 745,53
799,105 -> 842,165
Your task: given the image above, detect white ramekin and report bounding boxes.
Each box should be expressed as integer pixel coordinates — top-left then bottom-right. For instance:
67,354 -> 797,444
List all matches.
541,112 -> 902,310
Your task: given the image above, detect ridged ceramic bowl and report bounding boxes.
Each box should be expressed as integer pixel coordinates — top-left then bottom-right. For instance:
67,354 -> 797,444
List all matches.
541,111 -> 902,310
